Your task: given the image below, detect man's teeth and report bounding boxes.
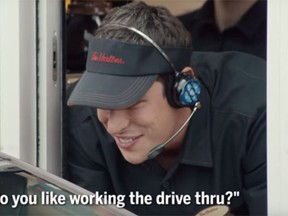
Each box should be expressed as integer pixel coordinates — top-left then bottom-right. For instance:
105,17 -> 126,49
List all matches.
119,138 -> 134,144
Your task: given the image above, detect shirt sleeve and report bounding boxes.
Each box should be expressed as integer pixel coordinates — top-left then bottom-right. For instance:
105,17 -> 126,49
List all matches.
64,83 -> 114,194
242,109 -> 267,215
66,117 -> 114,194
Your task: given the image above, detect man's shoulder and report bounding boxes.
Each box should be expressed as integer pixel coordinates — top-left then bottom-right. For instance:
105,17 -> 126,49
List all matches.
192,51 -> 266,118
192,51 -> 266,77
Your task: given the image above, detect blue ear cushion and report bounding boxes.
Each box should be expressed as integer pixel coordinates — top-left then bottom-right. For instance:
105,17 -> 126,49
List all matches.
178,79 -> 201,106
162,73 -> 201,108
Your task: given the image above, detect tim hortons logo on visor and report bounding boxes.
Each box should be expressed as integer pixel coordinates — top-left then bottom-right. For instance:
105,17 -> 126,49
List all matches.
91,52 -> 125,64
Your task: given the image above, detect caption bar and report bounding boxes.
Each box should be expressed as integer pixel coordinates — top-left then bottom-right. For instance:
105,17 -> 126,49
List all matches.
0,191 -> 240,208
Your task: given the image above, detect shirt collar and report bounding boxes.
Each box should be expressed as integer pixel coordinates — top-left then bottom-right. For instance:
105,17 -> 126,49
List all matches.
180,80 -> 213,168
70,105 -> 95,125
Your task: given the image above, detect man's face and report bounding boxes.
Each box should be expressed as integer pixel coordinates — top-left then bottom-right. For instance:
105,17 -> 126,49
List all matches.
97,81 -> 187,164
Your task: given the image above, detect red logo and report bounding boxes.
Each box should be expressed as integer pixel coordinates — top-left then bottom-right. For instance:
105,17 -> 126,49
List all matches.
91,52 -> 125,64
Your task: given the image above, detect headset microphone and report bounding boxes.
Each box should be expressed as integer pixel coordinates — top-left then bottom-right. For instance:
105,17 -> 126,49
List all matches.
147,102 -> 201,160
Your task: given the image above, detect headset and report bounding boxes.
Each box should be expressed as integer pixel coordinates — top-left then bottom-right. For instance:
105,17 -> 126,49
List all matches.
104,23 -> 201,108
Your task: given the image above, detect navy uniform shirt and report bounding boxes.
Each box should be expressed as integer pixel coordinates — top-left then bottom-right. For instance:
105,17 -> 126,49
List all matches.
65,51 -> 266,215
178,0 -> 267,60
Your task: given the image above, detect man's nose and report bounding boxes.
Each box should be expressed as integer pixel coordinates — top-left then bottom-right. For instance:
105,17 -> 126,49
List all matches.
105,109 -> 130,134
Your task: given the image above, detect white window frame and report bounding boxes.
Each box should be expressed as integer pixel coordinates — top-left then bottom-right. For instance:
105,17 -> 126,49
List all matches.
0,0 -> 63,176
267,0 -> 288,214
0,0 -> 37,164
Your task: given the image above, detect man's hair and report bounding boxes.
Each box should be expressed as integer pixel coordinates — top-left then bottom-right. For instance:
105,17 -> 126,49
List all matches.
94,1 -> 193,106
95,1 -> 192,47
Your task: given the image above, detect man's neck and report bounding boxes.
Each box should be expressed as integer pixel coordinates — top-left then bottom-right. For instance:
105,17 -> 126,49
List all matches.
156,150 -> 180,171
214,0 -> 258,32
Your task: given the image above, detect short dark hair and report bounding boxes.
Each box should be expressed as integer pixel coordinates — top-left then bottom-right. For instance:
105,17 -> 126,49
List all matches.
95,1 -> 192,48
94,1 -> 193,107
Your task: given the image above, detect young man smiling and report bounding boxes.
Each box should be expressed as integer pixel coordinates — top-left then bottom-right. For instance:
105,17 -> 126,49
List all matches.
66,2 -> 266,215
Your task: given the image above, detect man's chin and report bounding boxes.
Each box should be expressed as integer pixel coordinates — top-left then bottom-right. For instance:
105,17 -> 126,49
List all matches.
122,153 -> 147,165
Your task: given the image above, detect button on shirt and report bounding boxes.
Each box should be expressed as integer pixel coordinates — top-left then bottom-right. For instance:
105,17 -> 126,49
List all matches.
65,51 -> 266,215
178,0 -> 267,60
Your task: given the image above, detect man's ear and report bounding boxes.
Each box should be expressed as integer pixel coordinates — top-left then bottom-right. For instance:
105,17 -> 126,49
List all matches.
181,66 -> 196,77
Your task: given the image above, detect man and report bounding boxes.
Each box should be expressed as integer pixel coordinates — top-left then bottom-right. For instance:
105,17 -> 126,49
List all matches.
66,2 -> 266,215
178,0 -> 267,60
